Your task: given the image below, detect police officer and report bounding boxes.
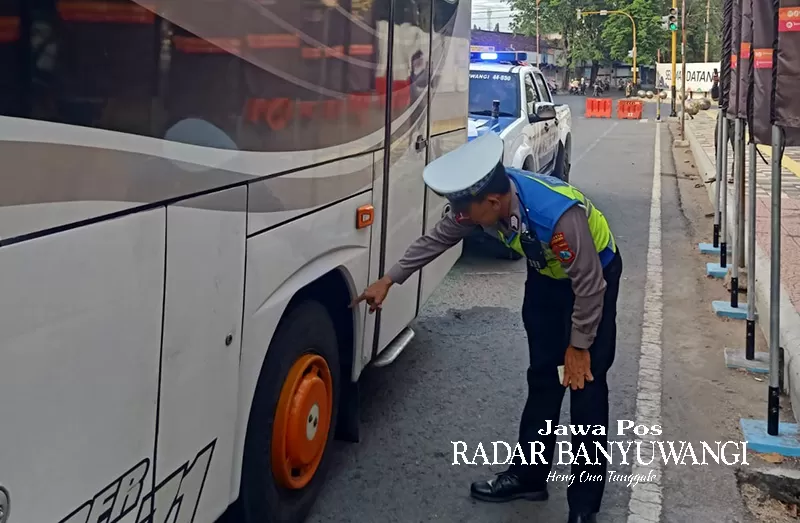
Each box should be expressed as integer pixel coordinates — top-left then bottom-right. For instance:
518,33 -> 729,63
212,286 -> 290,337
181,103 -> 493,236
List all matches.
353,133 -> 622,523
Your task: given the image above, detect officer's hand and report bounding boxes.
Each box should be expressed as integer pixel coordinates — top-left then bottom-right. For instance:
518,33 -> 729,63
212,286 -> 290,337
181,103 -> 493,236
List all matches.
563,345 -> 594,390
351,276 -> 393,313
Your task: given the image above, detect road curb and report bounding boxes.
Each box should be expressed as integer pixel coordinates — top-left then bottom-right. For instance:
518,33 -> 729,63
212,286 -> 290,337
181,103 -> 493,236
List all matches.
685,121 -> 800,423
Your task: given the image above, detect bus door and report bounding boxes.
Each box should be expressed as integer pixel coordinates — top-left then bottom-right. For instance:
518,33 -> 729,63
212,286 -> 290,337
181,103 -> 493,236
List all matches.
370,0 -> 433,353
418,0 -> 468,308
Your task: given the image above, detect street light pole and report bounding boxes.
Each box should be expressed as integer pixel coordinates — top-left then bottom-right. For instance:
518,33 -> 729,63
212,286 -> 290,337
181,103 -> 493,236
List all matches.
536,0 -> 540,65
670,0 -> 678,116
578,9 -> 637,85
680,0 -> 687,138
704,0 -> 711,62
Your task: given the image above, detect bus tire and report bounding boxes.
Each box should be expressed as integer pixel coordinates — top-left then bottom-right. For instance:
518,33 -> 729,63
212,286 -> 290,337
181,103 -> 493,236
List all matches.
240,300 -> 341,523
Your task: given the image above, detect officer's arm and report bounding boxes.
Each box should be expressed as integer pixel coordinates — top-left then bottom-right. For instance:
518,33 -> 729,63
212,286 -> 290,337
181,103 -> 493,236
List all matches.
386,212 -> 475,285
550,205 -> 607,350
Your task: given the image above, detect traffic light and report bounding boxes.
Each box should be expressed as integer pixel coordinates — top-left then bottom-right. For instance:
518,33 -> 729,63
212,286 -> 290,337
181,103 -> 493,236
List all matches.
667,8 -> 678,31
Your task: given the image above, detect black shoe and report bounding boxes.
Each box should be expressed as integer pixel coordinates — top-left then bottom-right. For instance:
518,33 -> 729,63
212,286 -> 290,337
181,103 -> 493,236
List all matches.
469,472 -> 549,503
567,511 -> 598,523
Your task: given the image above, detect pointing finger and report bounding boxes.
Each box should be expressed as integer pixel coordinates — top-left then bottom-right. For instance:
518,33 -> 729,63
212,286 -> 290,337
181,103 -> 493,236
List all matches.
350,293 -> 367,308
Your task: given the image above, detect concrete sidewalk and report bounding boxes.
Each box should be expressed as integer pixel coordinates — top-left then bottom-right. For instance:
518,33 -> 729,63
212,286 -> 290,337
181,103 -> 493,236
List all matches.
685,110 -> 800,423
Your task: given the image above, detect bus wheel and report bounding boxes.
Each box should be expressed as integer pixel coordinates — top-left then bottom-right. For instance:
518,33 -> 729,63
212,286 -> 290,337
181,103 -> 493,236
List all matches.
241,300 -> 340,523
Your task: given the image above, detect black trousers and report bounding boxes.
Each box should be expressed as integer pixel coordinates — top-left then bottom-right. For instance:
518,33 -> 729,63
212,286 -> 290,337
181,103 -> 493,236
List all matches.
508,251 -> 622,514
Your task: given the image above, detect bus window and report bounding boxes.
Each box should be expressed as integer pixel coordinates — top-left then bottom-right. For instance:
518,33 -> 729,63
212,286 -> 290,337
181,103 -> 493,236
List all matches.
1,0 -> 396,153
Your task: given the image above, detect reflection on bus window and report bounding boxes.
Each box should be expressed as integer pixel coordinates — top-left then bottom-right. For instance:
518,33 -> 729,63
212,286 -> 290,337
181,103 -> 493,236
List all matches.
0,0 -> 448,152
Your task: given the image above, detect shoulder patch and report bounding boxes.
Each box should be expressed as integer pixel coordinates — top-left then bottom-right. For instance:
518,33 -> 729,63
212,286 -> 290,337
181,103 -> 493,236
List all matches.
510,215 -> 519,231
550,232 -> 565,245
550,232 -> 575,263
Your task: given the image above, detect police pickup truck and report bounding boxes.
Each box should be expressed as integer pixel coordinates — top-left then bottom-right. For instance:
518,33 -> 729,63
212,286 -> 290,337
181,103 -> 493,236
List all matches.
465,51 -> 573,259
468,51 -> 572,181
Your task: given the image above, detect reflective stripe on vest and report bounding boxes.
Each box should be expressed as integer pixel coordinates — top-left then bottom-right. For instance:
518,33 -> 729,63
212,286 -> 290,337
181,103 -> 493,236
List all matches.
499,171 -> 616,279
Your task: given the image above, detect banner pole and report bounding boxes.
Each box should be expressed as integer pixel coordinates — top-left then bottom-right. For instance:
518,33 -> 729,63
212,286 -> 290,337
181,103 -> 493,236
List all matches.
768,124 -> 782,436
738,125 -> 747,267
731,118 -> 743,307
720,112 -> 729,268
746,139 -> 756,360
714,113 -> 722,247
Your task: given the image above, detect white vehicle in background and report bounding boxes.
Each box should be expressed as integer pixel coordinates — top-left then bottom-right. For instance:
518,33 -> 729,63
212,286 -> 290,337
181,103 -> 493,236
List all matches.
467,51 -> 572,182
0,0 -> 471,522
465,51 -> 573,259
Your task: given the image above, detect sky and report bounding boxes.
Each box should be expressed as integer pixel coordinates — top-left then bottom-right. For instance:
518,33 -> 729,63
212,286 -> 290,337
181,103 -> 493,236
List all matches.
471,0 -> 515,32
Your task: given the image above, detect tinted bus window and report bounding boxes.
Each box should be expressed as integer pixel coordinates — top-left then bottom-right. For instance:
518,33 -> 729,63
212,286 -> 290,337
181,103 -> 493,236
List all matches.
0,0 -> 402,152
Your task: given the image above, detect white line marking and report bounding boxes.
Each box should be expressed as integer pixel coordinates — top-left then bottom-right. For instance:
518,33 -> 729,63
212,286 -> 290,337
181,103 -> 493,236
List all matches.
626,124 -> 664,523
572,122 -> 619,167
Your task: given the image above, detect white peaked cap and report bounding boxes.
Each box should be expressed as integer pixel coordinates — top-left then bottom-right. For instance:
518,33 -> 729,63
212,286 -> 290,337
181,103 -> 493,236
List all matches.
422,132 -> 504,199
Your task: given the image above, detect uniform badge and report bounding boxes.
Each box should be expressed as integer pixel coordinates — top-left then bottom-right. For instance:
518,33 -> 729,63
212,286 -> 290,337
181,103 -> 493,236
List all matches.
509,215 -> 519,231
550,232 -> 575,263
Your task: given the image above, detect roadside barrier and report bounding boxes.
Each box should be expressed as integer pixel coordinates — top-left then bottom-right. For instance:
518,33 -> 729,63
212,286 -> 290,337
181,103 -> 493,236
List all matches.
585,97 -> 612,118
617,100 -> 643,119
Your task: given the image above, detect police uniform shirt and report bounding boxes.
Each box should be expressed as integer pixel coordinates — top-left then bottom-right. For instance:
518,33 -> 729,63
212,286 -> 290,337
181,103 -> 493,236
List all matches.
385,192 -> 606,350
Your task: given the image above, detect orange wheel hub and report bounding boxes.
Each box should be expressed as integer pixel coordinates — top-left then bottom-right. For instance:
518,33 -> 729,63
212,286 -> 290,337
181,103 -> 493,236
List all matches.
272,354 -> 333,489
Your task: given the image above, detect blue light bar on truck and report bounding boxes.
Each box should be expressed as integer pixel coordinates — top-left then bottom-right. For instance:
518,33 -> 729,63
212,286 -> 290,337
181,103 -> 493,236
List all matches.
469,51 -> 528,64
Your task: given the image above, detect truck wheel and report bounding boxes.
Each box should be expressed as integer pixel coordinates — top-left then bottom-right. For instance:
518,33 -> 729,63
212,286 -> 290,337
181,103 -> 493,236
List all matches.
240,300 -> 341,523
555,139 -> 571,183
522,157 -> 534,172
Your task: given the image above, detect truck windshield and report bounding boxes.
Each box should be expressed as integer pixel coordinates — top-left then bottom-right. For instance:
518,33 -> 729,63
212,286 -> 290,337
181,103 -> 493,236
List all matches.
468,72 -> 520,117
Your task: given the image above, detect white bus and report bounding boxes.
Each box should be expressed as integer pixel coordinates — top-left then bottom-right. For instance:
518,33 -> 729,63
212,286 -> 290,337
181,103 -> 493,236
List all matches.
0,0 -> 470,522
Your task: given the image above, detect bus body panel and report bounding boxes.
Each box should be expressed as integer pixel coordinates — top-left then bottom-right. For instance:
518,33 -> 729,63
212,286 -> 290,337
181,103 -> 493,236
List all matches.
233,190 -> 373,499
0,210 -> 165,522
418,0 -> 470,312
157,187 -> 248,523
372,111 -> 429,351
246,154 -> 376,236
418,129 -> 467,306
0,0 -> 471,518
371,0 -> 432,353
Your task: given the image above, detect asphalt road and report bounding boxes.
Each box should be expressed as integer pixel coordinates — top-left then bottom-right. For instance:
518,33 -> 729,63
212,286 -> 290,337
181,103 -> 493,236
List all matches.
306,95 -> 661,523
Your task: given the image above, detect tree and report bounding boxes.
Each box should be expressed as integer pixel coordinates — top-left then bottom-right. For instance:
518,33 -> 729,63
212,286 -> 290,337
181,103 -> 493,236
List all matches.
683,0 -> 722,62
508,0 -> 609,88
601,0 -> 664,67
571,10 -> 610,83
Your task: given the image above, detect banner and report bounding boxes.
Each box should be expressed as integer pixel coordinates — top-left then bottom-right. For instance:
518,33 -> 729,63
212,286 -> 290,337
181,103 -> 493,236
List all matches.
738,0 -> 753,120
750,0 -> 774,143
729,0 -> 742,117
774,0 -> 800,145
655,62 -> 718,95
720,0 -> 733,111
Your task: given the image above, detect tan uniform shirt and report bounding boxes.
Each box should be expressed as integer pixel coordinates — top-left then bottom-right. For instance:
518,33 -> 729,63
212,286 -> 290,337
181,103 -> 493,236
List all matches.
386,192 -> 607,349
